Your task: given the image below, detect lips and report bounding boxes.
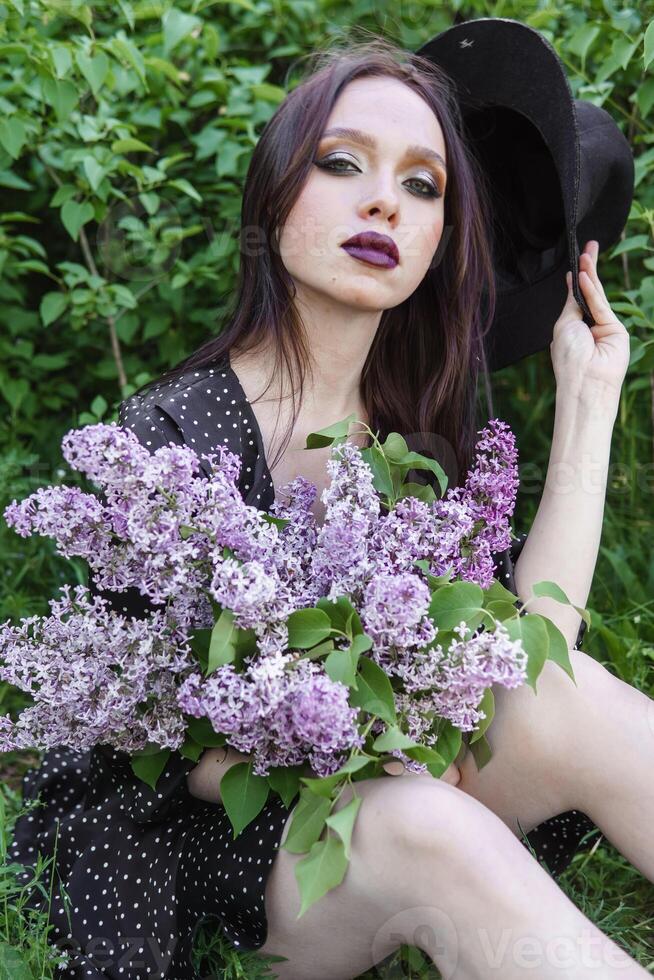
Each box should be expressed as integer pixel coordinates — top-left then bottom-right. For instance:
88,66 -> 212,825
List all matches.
340,231 -> 400,264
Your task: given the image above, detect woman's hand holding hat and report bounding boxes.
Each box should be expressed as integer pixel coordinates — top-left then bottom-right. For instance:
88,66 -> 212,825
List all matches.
416,19 -> 634,373
550,240 -> 630,402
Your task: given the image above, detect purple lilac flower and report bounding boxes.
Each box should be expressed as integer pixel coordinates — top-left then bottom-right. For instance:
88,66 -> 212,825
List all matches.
433,419 -> 519,587
210,558 -> 277,629
367,495 -> 438,576
361,572 -> 436,669
375,621 -> 527,775
3,425 -> 306,633
0,584 -> 196,754
355,420 -> 519,592
177,653 -> 363,777
1,418 -> 524,774
309,442 -> 380,600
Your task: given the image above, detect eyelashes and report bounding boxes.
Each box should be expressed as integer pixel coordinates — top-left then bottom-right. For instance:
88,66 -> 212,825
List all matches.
314,154 -> 442,199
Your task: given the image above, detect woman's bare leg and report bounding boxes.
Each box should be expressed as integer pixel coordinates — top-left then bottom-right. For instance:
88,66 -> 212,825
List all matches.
257,774 -> 648,980
455,647 -> 654,883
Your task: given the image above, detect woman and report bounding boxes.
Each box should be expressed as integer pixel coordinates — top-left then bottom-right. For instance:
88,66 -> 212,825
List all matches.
10,38 -> 649,980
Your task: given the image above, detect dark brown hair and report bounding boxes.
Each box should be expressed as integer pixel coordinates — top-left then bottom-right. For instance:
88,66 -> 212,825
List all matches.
133,33 -> 498,490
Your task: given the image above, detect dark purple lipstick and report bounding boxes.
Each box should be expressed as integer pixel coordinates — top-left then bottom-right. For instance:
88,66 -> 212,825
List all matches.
340,230 -> 399,269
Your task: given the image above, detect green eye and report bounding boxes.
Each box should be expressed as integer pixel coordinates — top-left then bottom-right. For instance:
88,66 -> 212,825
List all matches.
315,155 -> 442,199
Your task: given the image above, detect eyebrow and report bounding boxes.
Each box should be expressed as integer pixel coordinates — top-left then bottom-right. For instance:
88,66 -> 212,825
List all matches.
320,126 -> 447,173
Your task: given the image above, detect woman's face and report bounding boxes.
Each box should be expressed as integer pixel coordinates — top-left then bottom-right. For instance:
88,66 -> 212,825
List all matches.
277,75 -> 447,313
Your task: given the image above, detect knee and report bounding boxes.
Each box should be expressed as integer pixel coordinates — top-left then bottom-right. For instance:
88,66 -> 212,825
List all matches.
351,774 -> 503,867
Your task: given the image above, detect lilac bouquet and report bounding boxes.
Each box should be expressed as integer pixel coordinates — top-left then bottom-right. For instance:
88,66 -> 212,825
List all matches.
0,414 -> 587,915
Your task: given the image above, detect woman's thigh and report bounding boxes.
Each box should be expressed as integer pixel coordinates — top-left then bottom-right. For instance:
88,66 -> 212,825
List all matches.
455,648 -> 608,834
257,773 -> 506,980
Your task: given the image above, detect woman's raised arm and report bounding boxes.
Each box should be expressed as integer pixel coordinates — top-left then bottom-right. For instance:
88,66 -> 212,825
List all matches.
513,241 -> 629,651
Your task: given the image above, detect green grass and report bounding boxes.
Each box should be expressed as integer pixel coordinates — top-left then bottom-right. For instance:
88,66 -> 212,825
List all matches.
0,774 -> 75,978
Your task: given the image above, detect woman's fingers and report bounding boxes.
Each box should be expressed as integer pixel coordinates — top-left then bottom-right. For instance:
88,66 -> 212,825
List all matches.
442,762 -> 462,786
578,240 -> 616,325
580,269 -> 615,325
382,759 -> 406,776
382,758 -> 461,786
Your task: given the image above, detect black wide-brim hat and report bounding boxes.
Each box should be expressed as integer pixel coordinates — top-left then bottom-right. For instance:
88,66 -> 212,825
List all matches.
415,17 -> 635,372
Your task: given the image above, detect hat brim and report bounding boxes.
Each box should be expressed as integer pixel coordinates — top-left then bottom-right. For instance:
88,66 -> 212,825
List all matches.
484,246 -> 568,371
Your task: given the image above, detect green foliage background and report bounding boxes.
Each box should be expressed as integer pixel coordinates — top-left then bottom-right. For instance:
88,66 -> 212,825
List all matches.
0,0 -> 653,976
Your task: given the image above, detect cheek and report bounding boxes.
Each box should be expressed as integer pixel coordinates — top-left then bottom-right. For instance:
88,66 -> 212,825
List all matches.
399,219 -> 443,280
414,214 -> 445,273
278,190 -> 331,265
425,211 -> 445,254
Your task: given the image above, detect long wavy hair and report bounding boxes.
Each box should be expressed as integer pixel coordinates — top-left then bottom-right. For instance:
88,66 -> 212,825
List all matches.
133,34 -> 498,490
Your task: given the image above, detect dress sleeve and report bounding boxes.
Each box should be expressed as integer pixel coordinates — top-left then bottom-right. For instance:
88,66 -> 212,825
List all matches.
94,743 -> 197,827
90,390 -> 199,826
491,531 -> 586,650
119,391 -> 184,453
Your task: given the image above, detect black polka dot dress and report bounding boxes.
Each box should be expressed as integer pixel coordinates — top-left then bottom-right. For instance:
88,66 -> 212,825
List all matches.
7,350 -> 597,978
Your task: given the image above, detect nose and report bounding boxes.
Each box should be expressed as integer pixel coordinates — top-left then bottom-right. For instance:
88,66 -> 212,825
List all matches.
358,170 -> 400,223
